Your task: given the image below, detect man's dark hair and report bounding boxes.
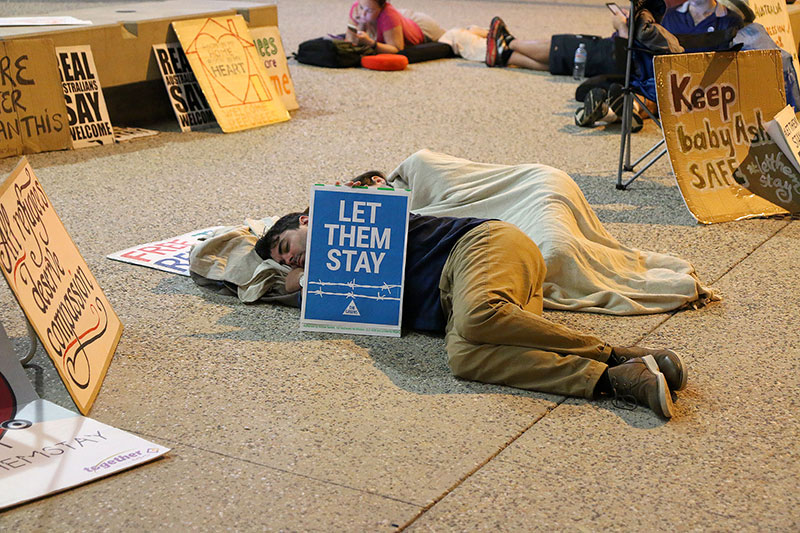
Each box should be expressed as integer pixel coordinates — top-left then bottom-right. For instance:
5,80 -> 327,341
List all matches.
255,210 -> 308,260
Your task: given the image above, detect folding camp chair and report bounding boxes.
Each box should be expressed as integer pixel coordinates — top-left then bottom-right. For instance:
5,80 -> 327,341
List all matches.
615,1 -> 667,190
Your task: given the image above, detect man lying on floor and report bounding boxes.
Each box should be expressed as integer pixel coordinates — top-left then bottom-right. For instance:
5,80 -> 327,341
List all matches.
254,174 -> 686,419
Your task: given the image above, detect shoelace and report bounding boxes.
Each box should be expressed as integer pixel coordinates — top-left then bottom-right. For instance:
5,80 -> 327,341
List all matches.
609,377 -> 638,411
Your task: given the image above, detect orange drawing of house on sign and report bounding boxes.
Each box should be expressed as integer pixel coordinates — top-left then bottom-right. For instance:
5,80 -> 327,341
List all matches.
172,15 -> 290,132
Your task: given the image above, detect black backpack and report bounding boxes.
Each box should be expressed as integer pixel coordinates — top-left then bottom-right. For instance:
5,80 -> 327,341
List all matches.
294,37 -> 375,68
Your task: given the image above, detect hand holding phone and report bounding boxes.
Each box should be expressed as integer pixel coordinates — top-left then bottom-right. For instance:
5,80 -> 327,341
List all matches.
347,23 -> 358,33
606,2 -> 624,17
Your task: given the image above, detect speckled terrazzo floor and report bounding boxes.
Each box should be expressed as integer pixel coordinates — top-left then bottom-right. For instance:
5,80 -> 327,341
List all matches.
0,0 -> 798,531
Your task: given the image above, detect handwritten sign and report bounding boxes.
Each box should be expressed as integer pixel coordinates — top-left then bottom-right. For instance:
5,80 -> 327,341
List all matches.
302,186 -> 410,337
107,226 -> 223,275
750,0 -> 800,80
249,26 -> 298,111
765,104 -> 800,173
171,15 -> 290,132
55,45 -> 114,148
0,158 -> 123,414
0,39 -> 71,159
152,43 -> 216,131
655,50 -> 791,222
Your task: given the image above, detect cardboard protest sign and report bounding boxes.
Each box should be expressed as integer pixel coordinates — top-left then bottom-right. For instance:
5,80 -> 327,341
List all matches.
0,322 -> 168,510
302,186 -> 410,337
765,105 -> 800,174
750,0 -> 800,78
655,50 -> 792,223
0,39 -> 71,159
0,158 -> 123,414
107,226 -> 223,276
55,45 -> 115,148
171,15 -> 290,132
249,26 -> 298,111
152,43 -> 216,131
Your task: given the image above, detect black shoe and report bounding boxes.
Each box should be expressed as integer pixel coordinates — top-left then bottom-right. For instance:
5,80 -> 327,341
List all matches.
575,87 -> 608,127
610,346 -> 687,391
607,83 -> 643,132
607,355 -> 674,419
486,16 -> 514,67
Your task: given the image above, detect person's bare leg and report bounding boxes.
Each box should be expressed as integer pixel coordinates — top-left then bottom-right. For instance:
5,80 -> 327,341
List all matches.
507,38 -> 551,70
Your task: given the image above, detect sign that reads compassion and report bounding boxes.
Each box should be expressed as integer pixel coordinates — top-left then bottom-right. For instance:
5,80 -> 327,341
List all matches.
301,185 -> 410,337
0,158 -> 122,414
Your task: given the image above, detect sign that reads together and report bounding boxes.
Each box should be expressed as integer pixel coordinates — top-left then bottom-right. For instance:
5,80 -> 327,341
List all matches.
0,158 -> 123,414
301,185 -> 410,337
656,50 -> 793,222
0,39 -> 71,159
55,45 -> 114,148
152,43 -> 216,131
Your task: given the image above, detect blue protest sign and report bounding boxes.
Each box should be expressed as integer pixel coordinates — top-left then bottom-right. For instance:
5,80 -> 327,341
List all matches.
301,185 -> 410,336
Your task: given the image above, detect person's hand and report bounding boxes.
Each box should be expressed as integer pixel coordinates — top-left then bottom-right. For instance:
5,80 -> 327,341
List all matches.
335,175 -> 388,187
356,30 -> 375,47
611,10 -> 629,38
285,267 -> 304,293
345,28 -> 358,44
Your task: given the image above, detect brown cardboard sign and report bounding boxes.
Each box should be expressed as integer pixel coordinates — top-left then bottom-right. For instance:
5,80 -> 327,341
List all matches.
655,50 -> 790,223
152,43 -> 216,132
0,39 -> 71,159
250,26 -> 298,111
171,15 -> 290,132
56,45 -> 115,148
0,158 -> 123,414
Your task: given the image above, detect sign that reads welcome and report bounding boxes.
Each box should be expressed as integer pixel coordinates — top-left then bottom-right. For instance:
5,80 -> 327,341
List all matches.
301,186 -> 410,337
0,158 -> 123,414
55,45 -> 115,148
655,50 -> 792,223
153,43 -> 216,131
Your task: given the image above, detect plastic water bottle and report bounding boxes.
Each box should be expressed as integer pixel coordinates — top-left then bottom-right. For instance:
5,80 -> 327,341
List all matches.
573,43 -> 587,80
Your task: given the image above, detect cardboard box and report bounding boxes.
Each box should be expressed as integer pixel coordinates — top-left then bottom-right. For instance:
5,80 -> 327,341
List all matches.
1,1 -> 279,125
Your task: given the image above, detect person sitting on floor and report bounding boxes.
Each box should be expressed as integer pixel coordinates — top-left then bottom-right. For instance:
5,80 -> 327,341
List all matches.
255,174 -> 688,420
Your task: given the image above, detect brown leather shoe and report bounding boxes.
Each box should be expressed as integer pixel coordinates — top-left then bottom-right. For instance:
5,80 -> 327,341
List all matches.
611,346 -> 687,391
607,355 -> 674,419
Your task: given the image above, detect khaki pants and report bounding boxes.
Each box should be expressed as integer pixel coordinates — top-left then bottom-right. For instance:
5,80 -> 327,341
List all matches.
439,221 -> 612,399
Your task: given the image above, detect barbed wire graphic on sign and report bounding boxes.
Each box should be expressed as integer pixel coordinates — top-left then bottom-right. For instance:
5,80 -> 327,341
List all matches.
307,279 -> 401,301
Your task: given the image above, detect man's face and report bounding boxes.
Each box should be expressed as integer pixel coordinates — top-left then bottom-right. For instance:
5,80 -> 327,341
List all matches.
270,215 -> 309,269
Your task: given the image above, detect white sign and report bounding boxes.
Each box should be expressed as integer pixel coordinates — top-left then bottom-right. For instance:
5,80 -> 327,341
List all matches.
56,45 -> 115,147
107,227 -> 223,276
0,323 -> 168,509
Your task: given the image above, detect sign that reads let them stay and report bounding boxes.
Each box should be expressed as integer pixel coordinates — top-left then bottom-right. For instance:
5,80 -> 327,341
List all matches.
0,39 -> 71,159
171,15 -> 290,132
55,45 -> 114,147
655,50 -> 793,223
302,186 -> 410,337
0,158 -> 123,414
152,43 -> 216,131
0,322 -> 168,510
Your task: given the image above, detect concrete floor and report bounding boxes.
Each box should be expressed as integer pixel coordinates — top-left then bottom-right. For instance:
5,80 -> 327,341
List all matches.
1,0 -> 798,530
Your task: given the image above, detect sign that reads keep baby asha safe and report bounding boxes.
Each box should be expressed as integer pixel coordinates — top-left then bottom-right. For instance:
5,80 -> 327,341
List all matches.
301,186 -> 410,337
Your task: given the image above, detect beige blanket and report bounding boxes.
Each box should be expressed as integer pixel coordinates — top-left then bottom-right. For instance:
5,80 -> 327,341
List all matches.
387,150 -> 715,315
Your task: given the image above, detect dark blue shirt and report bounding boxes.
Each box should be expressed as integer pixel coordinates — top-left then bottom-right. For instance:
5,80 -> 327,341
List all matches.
661,3 -> 742,52
402,213 -> 488,333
